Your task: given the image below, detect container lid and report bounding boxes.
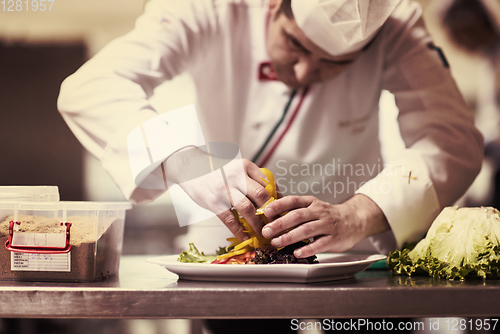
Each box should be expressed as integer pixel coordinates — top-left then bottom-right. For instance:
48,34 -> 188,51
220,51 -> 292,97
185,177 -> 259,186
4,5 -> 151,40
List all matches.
1,201 -> 132,222
14,201 -> 132,211
0,186 -> 59,202
59,201 -> 133,210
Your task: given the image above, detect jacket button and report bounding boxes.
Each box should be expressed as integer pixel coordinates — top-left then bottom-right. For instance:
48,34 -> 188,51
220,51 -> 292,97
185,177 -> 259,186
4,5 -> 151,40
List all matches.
253,122 -> 262,130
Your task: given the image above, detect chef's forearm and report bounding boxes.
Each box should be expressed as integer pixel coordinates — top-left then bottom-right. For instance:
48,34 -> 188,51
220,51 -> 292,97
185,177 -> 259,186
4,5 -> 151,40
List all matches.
164,147 -> 210,184
343,194 -> 390,239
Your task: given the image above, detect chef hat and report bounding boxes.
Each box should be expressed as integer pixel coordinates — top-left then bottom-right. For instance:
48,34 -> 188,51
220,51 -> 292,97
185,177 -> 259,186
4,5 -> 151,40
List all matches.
291,0 -> 402,56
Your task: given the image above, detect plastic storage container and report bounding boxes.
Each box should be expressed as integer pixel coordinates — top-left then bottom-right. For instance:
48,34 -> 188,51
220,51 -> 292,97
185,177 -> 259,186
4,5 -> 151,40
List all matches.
0,201 -> 132,282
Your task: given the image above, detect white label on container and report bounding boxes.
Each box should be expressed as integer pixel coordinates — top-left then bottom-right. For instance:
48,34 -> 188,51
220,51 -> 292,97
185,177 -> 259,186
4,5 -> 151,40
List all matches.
11,252 -> 71,272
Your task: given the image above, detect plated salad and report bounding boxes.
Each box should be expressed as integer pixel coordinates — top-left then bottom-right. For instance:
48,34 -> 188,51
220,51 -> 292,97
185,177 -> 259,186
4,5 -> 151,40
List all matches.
178,168 -> 318,265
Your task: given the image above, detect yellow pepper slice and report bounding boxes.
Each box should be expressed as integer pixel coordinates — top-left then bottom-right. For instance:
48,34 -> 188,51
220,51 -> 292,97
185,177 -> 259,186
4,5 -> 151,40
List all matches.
234,238 -> 254,251
216,248 -> 248,259
255,197 -> 275,215
262,168 -> 278,199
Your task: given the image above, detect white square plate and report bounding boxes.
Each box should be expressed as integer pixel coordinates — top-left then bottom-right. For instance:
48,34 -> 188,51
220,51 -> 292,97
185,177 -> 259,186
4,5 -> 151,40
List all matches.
146,253 -> 387,283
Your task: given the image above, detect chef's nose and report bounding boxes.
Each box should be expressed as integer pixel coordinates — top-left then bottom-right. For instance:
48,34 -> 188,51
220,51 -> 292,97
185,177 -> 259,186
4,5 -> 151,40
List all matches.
293,56 -> 319,84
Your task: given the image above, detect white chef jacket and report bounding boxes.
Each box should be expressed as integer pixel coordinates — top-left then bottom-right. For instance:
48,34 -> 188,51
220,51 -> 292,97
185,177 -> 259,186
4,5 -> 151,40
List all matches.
57,0 -> 483,254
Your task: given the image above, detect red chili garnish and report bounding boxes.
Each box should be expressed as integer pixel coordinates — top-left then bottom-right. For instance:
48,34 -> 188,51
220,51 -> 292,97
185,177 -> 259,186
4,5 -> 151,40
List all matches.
212,251 -> 256,264
211,257 -> 229,264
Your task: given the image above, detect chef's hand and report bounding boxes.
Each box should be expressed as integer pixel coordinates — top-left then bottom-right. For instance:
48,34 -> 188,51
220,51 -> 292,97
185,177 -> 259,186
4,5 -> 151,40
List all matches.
260,194 -> 390,258
165,149 -> 271,241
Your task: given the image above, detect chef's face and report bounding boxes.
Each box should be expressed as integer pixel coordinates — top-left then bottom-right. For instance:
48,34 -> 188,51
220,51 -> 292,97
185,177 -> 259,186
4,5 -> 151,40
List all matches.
266,0 -> 362,89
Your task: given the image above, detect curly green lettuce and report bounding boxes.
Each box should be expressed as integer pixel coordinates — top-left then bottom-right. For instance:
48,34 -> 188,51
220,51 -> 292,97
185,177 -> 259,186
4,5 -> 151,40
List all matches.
177,243 -> 218,263
388,206 -> 500,280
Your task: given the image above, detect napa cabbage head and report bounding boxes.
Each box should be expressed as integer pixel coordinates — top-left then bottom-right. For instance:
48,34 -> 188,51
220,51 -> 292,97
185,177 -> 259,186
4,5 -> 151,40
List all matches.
387,206 -> 500,280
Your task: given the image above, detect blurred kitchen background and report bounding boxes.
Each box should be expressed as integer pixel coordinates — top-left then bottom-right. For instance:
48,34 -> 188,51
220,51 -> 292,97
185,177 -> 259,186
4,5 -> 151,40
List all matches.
0,0 -> 495,333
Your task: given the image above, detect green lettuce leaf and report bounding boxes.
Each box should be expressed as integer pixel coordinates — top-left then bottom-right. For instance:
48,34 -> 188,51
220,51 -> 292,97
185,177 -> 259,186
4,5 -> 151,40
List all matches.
387,207 -> 500,280
177,243 -> 217,263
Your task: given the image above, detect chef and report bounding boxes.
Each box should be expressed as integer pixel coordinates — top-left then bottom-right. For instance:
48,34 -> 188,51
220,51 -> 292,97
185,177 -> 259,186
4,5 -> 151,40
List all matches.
58,0 -> 483,257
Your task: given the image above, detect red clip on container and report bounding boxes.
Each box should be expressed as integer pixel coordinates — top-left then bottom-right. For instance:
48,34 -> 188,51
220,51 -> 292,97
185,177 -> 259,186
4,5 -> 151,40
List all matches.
5,221 -> 72,254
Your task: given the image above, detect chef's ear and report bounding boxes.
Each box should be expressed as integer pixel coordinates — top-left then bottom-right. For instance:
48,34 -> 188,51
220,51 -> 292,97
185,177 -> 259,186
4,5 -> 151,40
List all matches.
268,0 -> 283,11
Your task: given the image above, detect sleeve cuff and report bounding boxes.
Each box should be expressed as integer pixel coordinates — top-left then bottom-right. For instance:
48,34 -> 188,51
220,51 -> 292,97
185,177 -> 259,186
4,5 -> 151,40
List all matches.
355,149 -> 441,250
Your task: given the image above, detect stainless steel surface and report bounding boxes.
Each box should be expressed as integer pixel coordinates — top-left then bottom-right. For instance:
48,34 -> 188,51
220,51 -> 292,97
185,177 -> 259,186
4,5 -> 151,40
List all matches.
0,256 -> 498,319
